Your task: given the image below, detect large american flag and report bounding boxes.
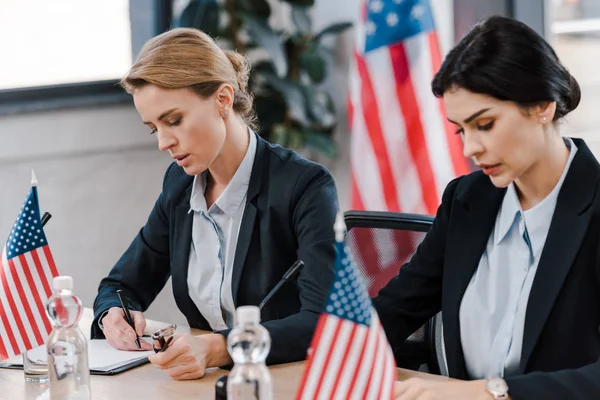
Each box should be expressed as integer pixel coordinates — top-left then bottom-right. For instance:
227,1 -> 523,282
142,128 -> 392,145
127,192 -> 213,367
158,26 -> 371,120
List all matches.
0,183 -> 58,360
296,240 -> 396,399
347,0 -> 469,298
349,0 -> 469,214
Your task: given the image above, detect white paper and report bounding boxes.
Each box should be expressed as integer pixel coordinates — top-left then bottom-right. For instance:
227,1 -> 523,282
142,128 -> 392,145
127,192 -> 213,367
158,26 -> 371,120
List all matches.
2,338 -> 154,372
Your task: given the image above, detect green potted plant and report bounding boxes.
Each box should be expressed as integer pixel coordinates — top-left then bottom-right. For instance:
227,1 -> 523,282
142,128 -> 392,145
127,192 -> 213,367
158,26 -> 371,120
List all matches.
173,0 -> 352,160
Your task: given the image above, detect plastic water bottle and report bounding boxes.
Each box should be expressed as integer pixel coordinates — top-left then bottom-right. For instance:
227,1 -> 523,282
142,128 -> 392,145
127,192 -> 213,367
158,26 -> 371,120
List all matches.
226,306 -> 273,400
46,276 -> 91,400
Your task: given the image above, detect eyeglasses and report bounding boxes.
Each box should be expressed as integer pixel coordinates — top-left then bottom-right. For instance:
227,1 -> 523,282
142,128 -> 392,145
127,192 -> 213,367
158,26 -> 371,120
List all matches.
151,324 -> 177,353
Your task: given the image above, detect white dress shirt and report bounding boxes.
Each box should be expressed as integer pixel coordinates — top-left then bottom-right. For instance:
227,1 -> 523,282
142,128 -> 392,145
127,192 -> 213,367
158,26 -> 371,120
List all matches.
187,130 -> 257,331
459,137 -> 577,379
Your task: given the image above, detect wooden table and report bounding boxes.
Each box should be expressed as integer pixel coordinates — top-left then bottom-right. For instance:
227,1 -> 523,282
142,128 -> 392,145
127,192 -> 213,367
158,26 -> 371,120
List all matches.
1,309 -> 448,400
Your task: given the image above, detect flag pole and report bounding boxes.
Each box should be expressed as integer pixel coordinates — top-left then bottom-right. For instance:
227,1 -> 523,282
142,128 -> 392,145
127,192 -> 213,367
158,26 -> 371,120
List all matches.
31,170 -> 38,187
334,212 -> 346,243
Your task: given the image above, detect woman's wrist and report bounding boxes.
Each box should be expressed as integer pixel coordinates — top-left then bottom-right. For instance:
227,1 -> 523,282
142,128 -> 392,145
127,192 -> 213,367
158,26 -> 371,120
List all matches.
203,333 -> 232,367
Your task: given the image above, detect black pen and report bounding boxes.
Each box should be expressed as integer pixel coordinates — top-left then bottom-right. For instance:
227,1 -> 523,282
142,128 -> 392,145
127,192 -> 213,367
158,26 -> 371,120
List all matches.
116,289 -> 141,349
258,260 -> 304,310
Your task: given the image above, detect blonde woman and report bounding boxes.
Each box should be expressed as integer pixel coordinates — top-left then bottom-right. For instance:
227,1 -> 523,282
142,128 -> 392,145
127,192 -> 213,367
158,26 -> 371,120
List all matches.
91,28 -> 339,380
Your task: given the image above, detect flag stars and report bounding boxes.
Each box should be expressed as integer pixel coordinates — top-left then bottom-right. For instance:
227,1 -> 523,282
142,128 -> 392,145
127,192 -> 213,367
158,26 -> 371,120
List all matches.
369,0 -> 384,13
386,12 -> 399,27
366,20 -> 376,36
411,4 -> 426,20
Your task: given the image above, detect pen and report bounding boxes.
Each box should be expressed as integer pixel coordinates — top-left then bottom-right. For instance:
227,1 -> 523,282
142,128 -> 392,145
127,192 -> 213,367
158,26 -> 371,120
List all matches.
258,260 -> 304,310
116,289 -> 141,349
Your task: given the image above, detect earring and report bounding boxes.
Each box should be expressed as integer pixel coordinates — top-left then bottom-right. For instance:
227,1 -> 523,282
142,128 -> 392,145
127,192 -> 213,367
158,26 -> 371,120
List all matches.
541,116 -> 547,123
221,109 -> 228,118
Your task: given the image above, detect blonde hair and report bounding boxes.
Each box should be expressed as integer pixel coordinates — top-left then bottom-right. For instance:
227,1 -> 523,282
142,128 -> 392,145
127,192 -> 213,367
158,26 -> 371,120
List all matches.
121,28 -> 257,129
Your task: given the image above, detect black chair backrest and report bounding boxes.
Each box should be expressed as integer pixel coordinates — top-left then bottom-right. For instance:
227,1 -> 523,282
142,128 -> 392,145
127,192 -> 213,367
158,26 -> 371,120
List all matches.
343,210 -> 445,374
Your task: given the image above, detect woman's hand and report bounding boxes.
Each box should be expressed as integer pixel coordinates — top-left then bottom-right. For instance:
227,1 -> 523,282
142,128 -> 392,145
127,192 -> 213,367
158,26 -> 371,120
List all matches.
102,307 -> 153,351
393,378 -> 496,400
148,333 -> 232,380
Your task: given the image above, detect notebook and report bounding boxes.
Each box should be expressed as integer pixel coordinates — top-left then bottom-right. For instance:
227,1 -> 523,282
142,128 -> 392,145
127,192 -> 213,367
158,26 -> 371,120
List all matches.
0,338 -> 154,375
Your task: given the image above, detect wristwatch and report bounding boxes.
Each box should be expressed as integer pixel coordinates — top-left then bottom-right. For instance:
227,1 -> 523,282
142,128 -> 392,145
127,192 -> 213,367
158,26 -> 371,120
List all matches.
486,377 -> 509,399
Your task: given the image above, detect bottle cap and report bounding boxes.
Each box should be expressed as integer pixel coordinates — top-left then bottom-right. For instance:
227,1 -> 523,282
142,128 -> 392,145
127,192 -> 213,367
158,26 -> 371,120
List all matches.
236,306 -> 260,324
53,276 -> 73,291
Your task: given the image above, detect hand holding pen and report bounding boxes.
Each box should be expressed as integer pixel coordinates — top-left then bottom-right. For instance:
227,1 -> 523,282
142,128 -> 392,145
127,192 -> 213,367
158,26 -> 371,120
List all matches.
40,213 -> 151,352
101,292 -> 153,351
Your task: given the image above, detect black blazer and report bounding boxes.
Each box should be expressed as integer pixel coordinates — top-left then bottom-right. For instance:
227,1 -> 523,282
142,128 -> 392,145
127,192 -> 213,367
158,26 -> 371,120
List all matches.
92,134 -> 339,365
373,138 -> 600,399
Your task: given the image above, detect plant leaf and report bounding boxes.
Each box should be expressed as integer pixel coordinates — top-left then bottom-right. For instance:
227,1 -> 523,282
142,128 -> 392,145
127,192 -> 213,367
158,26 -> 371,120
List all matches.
280,0 -> 315,6
302,86 -> 336,129
291,5 -> 312,35
271,124 -> 289,146
303,130 -> 337,159
235,0 -> 270,19
287,129 -> 305,150
254,89 -> 287,132
314,21 -> 353,42
299,46 -> 326,83
176,0 -> 221,37
240,15 -> 288,77
260,73 -> 310,127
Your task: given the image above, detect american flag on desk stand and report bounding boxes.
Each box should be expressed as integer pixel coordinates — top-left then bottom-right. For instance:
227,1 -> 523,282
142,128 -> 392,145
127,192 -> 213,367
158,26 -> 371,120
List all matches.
296,214 -> 396,400
347,0 -> 470,297
0,171 -> 58,360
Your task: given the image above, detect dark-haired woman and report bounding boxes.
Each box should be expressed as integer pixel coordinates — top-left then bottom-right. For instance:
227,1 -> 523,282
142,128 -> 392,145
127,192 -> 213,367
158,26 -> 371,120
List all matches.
386,16 -> 599,399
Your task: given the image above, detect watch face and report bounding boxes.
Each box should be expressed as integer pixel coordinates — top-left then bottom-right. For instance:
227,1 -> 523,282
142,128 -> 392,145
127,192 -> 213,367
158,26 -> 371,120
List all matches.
486,378 -> 508,395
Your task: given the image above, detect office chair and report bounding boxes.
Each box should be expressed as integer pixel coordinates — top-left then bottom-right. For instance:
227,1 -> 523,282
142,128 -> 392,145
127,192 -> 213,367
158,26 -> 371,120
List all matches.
344,210 -> 448,376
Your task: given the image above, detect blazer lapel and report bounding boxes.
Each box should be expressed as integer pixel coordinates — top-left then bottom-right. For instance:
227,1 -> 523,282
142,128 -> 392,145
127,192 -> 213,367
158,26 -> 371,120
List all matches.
443,176 -> 505,379
519,139 -> 599,372
171,187 -> 205,325
231,135 -> 268,305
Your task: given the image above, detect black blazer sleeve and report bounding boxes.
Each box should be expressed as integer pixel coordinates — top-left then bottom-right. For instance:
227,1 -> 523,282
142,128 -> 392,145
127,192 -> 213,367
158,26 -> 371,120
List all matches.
505,361 -> 600,399
217,164 -> 339,365
90,164 -> 174,339
264,164 -> 338,364
372,177 -> 461,351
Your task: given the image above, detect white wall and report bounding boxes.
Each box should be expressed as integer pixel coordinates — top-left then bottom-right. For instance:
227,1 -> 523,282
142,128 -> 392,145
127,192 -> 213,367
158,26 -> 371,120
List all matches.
0,0 -> 455,326
0,105 -> 182,324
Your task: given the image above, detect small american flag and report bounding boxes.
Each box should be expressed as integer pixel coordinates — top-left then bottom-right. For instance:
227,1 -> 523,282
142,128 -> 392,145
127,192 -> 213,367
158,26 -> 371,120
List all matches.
0,180 -> 58,360
296,240 -> 396,399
